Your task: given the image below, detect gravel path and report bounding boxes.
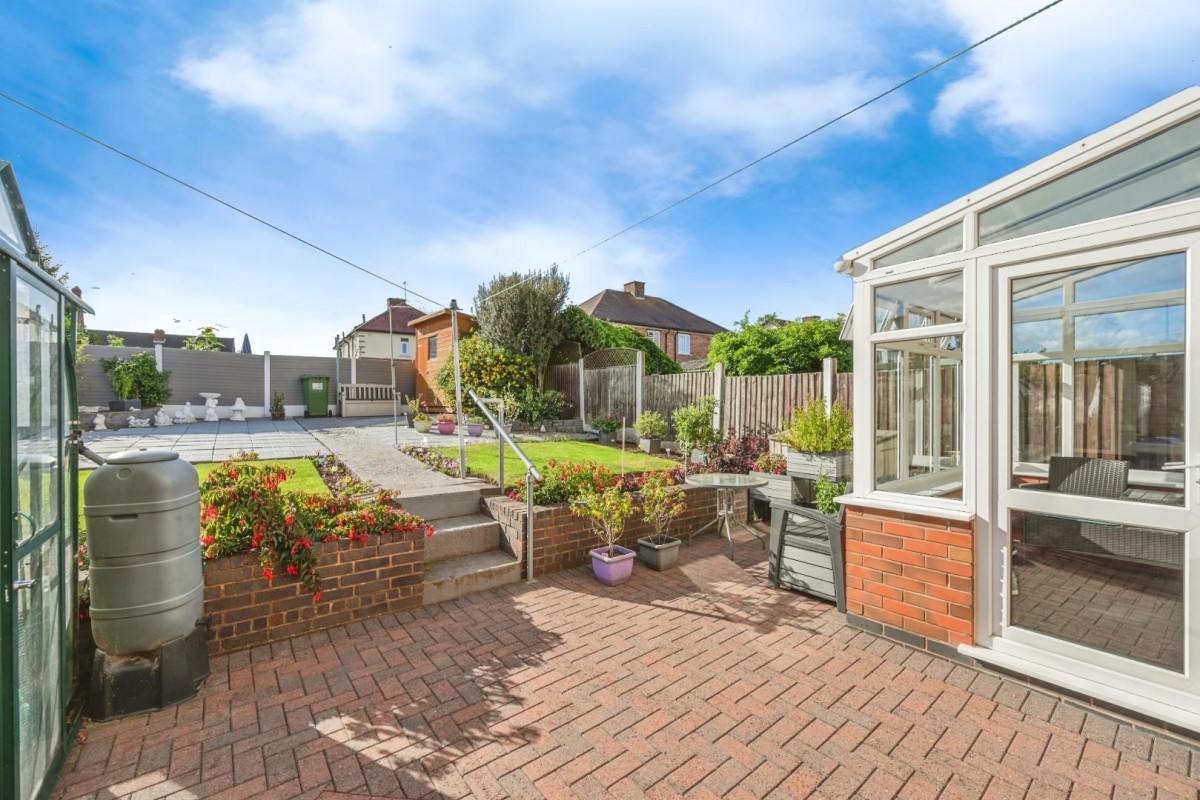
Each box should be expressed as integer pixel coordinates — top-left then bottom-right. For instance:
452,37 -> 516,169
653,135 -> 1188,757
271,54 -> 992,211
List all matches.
298,417 -> 482,493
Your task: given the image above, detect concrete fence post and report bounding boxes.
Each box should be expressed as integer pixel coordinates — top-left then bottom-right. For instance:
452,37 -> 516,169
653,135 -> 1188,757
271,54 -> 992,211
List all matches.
635,350 -> 644,423
578,359 -> 586,424
350,356 -> 357,385
713,361 -> 725,434
263,351 -> 271,415
154,342 -> 164,372
823,357 -> 837,412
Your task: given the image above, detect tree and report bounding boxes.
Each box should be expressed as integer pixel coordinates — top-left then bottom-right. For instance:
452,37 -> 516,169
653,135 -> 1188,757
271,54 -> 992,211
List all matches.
707,314 -> 851,376
183,326 -> 224,352
31,228 -> 68,285
474,265 -> 570,380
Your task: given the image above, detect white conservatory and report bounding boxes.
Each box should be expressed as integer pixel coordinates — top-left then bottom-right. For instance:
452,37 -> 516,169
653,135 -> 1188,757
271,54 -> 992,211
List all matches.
837,87 -> 1200,733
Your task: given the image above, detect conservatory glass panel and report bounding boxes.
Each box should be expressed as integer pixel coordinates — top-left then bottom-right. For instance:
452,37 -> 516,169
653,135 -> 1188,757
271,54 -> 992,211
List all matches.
875,335 -> 963,497
15,278 -> 61,543
1011,254 -> 1185,495
980,114 -> 1200,245
1010,510 -> 1183,672
0,178 -> 22,247
874,272 -> 963,332
873,222 -> 962,269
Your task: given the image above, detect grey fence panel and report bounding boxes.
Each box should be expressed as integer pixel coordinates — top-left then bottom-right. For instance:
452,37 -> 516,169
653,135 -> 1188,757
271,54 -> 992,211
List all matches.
77,345 -> 149,406
269,355 -> 339,404
583,364 -> 637,424
164,349 -> 266,406
353,358 -> 418,400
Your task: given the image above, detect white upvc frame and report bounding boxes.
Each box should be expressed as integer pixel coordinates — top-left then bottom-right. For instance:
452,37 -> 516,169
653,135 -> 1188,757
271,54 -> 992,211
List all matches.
851,261 -> 974,516
979,222 -> 1200,714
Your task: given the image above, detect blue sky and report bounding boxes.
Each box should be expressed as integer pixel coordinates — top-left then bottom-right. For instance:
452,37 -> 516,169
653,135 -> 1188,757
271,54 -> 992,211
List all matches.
3,1 -> 1199,356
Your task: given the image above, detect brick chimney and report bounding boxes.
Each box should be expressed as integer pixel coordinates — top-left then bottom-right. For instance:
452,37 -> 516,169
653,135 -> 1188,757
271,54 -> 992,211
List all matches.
623,281 -> 645,299
388,297 -> 407,306
152,328 -> 166,345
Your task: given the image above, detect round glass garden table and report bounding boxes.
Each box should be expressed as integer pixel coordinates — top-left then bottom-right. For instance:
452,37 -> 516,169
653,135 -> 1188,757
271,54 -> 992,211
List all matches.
683,472 -> 768,555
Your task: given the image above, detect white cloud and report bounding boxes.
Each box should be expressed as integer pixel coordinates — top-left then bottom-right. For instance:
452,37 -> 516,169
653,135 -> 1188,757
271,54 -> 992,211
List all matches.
932,0 -> 1200,141
175,0 -> 923,150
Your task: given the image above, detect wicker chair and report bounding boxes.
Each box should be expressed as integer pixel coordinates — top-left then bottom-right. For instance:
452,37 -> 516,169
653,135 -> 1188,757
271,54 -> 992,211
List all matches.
1022,457 -> 1182,567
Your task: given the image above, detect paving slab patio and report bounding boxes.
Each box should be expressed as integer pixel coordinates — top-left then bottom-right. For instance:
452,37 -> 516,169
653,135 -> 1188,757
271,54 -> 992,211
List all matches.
53,529 -> 1200,799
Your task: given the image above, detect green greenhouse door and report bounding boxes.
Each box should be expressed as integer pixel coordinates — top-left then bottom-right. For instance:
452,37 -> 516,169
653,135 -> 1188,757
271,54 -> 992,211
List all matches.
7,275 -> 69,800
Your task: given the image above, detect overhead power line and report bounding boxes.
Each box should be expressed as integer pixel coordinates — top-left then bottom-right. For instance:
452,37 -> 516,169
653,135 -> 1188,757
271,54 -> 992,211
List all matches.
0,89 -> 446,309
573,0 -> 1068,258
0,0 -> 1065,308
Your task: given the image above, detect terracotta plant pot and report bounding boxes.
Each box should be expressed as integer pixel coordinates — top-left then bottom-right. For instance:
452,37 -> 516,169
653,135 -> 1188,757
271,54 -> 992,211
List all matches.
590,545 -> 635,586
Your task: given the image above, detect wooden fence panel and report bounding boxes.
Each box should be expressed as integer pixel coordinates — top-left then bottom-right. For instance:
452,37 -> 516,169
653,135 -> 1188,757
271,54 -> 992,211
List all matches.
644,372 -> 714,432
545,363 -> 580,418
722,372 -> 826,435
584,364 -> 637,423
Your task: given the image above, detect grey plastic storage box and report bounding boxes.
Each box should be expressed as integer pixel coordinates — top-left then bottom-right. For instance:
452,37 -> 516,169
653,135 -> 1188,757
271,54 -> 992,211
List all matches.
84,450 -> 204,655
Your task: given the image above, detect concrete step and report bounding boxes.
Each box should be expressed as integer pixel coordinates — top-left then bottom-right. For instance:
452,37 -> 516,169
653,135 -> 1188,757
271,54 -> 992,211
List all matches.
426,514 -> 502,561
423,551 -> 521,606
398,486 -> 485,521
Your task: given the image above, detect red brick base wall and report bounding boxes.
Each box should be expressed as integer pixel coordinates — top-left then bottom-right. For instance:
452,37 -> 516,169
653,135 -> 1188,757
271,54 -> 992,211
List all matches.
843,505 -> 975,647
203,530 -> 425,655
486,486 -> 744,578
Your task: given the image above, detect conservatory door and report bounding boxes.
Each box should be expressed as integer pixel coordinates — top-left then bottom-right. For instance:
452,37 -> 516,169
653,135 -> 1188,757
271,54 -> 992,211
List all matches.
8,276 -> 68,800
994,234 -> 1200,707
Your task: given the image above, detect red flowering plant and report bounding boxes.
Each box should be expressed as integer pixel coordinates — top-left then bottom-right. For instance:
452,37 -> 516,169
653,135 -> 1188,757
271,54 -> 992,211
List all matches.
507,459 -> 620,505
200,460 -> 429,599
695,428 -> 770,475
752,453 -> 787,476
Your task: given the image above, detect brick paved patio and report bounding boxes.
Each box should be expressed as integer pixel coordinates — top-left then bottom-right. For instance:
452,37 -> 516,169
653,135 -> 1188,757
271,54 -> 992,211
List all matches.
54,530 -> 1200,799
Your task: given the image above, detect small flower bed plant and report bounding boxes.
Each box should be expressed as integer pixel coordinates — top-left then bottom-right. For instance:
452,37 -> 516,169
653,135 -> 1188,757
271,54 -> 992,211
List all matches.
752,453 -> 787,475
694,429 -> 770,474
400,445 -> 462,478
200,454 -> 430,599
506,459 -> 683,505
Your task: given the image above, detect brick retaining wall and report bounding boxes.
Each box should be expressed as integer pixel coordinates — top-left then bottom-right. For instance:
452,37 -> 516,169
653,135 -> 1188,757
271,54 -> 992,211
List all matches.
203,529 -> 425,655
485,485 -> 746,578
843,505 -> 974,647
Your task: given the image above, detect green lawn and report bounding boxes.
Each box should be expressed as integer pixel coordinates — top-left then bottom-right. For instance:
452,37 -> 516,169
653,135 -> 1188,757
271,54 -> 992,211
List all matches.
438,441 -> 677,488
79,457 -> 328,532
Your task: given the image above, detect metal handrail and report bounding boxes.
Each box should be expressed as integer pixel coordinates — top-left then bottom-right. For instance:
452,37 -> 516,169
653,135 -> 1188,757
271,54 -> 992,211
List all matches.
468,389 -> 542,583
468,390 -> 542,482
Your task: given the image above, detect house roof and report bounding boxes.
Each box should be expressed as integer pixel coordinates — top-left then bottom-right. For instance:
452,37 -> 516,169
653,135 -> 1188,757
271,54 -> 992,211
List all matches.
409,307 -> 476,331
348,300 -> 426,337
577,289 -> 726,335
88,329 -> 237,351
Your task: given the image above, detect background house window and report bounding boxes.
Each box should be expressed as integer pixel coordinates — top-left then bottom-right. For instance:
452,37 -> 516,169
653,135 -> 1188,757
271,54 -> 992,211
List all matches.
399,338 -> 410,357
678,333 -> 691,355
428,336 -> 438,359
646,329 -> 661,346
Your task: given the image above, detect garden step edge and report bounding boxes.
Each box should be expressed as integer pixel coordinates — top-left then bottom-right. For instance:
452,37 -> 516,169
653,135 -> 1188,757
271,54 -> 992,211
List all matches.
397,486 -> 486,521
425,514 -> 503,561
423,551 -> 521,606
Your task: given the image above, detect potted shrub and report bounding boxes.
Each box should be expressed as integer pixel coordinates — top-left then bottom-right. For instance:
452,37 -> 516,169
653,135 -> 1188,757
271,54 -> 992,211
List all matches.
436,413 -> 457,435
269,392 -> 286,421
590,410 -> 622,445
407,394 -> 433,433
573,483 -> 636,586
467,413 -> 485,437
634,410 -> 668,454
672,396 -> 718,465
777,401 -> 853,481
101,352 -> 169,411
636,472 -> 686,571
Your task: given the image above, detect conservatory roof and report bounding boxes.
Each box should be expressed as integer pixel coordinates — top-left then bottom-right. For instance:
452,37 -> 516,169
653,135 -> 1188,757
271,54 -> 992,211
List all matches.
836,85 -> 1200,275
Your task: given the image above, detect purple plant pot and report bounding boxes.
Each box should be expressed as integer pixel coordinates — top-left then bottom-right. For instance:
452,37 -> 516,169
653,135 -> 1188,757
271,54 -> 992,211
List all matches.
467,423 -> 484,437
589,545 -> 636,586
437,422 -> 456,435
